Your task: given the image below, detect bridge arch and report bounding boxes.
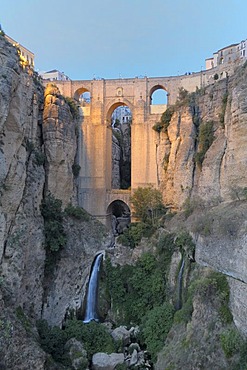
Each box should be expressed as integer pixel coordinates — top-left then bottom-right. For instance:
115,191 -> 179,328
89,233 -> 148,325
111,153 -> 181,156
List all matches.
74,86 -> 91,101
149,84 -> 168,105
105,99 -> 134,125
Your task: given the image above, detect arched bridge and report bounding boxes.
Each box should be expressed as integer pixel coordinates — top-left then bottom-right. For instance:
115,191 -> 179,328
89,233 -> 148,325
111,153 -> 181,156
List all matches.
50,71 -> 215,226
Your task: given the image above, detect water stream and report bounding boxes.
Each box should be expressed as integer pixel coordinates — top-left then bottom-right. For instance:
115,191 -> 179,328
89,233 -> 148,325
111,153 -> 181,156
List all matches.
83,253 -> 103,323
176,258 -> 185,310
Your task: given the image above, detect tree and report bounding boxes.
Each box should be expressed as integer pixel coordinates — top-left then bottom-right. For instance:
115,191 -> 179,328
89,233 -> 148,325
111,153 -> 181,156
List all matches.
131,186 -> 165,225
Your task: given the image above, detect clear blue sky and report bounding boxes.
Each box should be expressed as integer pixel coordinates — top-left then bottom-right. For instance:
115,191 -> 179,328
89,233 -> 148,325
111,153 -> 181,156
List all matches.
1,0 -> 246,80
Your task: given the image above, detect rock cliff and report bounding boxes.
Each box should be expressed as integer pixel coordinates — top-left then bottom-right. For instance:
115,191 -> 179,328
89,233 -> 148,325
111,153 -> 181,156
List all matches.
0,35 -> 112,369
1,33 -> 247,369
157,67 -> 247,209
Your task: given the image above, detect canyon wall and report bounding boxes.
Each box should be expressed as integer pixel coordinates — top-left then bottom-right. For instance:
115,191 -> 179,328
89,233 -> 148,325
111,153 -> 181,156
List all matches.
0,36 -> 112,369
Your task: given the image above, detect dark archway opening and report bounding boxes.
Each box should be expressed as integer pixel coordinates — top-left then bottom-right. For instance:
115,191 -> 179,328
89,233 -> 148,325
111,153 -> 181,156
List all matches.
111,105 -> 132,190
107,200 -> 130,235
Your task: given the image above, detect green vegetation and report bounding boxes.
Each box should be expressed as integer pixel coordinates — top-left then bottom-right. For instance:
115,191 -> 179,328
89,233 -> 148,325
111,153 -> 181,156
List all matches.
174,271 -> 231,325
72,163 -> 81,177
220,328 -> 243,358
131,185 -> 165,226
64,97 -> 80,119
34,150 -> 45,166
105,251 -> 170,325
175,87 -> 190,107
153,106 -> 175,133
175,231 -> 195,256
195,121 -> 214,169
65,203 -> 90,221
117,222 -> 154,248
219,92 -> 228,126
105,230 -> 179,319
37,319 -> 115,367
15,306 -> 32,332
40,193 -> 66,252
141,303 -> 174,360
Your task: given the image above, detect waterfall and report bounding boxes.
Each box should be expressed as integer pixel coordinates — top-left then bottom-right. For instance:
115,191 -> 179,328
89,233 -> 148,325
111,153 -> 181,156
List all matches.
176,258 -> 185,310
83,253 -> 103,323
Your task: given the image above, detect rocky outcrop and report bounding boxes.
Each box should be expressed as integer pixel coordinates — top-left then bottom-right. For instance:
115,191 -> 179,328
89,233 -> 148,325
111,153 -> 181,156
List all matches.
155,266 -> 241,370
92,352 -> 125,370
42,218 -> 112,327
157,67 -> 247,209
43,84 -> 77,206
0,34 -> 46,319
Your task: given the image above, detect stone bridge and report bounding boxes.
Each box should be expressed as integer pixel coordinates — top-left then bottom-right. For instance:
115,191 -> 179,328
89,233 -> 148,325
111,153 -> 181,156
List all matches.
51,70 -> 218,226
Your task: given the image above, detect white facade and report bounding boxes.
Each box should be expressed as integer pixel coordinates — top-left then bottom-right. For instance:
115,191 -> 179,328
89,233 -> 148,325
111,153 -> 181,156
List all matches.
39,69 -> 70,81
206,40 -> 247,70
112,106 -> 132,126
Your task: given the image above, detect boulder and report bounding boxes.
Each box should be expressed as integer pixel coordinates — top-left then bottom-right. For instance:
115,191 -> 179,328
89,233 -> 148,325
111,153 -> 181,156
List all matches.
111,326 -> 131,346
64,338 -> 88,370
92,352 -> 124,370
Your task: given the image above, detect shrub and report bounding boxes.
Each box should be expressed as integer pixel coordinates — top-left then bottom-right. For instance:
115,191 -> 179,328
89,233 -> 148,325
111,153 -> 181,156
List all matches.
37,320 -> 68,363
16,306 -> 32,332
176,87 -> 189,107
40,193 -> 66,252
153,106 -> 175,133
65,97 -> 80,119
220,329 -> 243,358
117,222 -> 154,248
219,93 -> 228,126
65,204 -> 90,221
72,163 -> 81,177
175,231 -> 195,256
37,319 -> 115,365
34,150 -> 45,166
105,252 -> 168,325
131,186 -> 165,225
195,121 -> 214,169
65,320 -> 115,359
141,303 -> 174,359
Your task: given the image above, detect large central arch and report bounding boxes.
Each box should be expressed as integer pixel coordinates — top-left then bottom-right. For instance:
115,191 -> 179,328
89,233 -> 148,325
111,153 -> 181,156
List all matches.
108,101 -> 132,191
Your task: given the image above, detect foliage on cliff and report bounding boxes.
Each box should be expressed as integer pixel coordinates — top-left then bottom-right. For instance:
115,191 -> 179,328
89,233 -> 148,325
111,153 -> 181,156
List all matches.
37,319 -> 115,366
40,193 -> 66,252
195,120 -> 215,168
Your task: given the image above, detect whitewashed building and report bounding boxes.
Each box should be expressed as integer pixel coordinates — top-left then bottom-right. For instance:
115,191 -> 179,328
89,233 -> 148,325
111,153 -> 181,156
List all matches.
39,69 -> 70,81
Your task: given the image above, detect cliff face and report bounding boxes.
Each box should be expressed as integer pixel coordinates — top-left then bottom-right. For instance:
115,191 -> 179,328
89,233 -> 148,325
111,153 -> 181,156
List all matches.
158,67 -> 247,209
43,85 -> 77,204
1,34 -> 247,369
0,36 -> 111,369
156,68 -> 247,339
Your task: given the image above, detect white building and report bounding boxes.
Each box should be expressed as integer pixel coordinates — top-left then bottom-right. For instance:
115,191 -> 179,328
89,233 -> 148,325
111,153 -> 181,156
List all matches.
39,69 -> 70,81
205,39 -> 247,70
112,106 -> 132,126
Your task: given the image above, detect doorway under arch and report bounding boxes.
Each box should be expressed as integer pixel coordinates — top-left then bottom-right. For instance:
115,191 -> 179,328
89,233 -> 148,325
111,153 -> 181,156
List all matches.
106,200 -> 131,235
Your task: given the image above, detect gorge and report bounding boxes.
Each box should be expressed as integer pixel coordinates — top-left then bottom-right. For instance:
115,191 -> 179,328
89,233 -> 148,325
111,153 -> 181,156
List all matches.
0,33 -> 247,370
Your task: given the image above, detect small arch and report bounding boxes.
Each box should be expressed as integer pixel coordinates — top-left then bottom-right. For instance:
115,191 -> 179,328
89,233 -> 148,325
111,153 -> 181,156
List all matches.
149,84 -> 168,105
106,200 -> 131,235
74,87 -> 91,104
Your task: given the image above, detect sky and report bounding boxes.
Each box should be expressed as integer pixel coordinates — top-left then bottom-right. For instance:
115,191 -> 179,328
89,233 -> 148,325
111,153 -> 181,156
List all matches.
1,0 -> 246,81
